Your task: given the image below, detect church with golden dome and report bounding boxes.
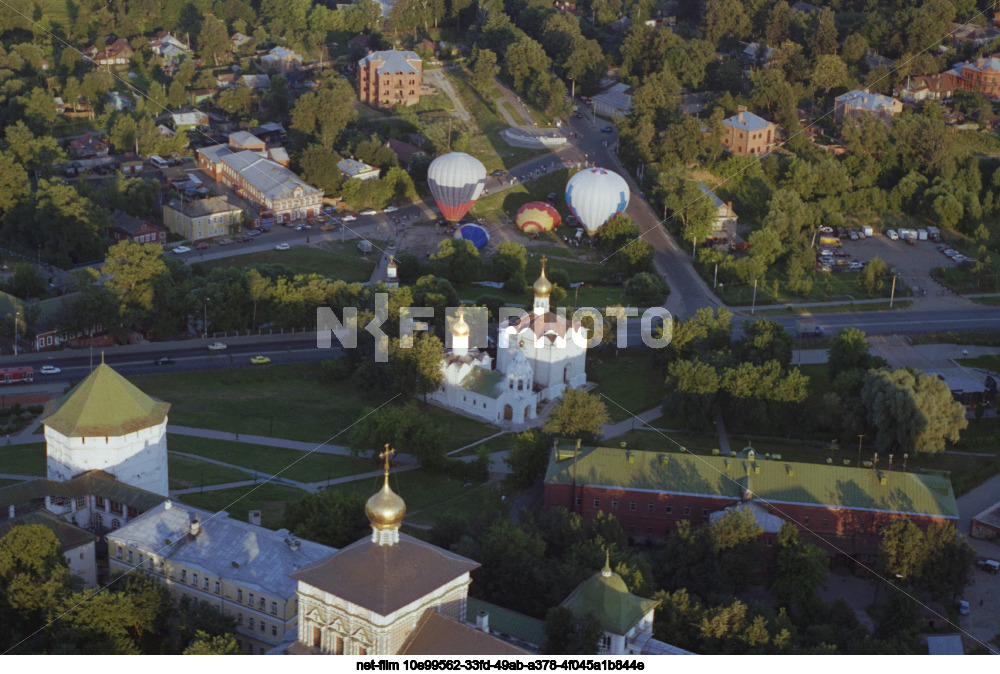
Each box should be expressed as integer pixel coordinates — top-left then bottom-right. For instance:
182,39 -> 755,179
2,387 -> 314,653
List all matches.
427,257 -> 588,427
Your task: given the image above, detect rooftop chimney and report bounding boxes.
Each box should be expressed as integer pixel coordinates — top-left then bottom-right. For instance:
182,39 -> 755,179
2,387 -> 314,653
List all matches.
248,510 -> 262,526
476,610 -> 489,632
164,499 -> 172,510
190,519 -> 201,537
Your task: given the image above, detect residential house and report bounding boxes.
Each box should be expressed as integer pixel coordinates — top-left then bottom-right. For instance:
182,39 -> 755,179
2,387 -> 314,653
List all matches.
67,134 -> 110,159
197,144 -> 324,223
697,183 -> 737,241
833,89 -> 903,123
53,96 -> 65,114
543,443 -> 958,567
216,72 -> 237,88
357,50 -> 423,109
241,74 -> 271,90
338,158 -> 381,181
947,58 -> 1000,99
170,110 -> 210,130
107,210 -> 167,245
90,38 -> 133,67
231,32 -> 252,50
228,131 -> 266,152
895,73 -> 957,103
950,22 -> 1000,47
742,42 -> 776,70
107,501 -> 338,655
188,89 -> 217,105
385,138 -> 426,167
591,82 -> 634,118
149,32 -> 192,65
118,155 -> 144,175
720,106 -> 776,156
107,91 -> 133,111
261,46 -> 303,73
163,196 -> 243,240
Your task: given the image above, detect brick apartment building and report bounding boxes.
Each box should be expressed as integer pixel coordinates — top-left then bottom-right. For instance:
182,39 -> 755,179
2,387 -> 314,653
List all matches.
720,106 -> 776,157
544,444 -> 958,566
357,50 -> 423,109
947,57 -> 1000,99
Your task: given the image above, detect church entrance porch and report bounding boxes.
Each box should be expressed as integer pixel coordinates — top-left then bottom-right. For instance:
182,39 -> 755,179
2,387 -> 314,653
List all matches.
504,405 -> 513,421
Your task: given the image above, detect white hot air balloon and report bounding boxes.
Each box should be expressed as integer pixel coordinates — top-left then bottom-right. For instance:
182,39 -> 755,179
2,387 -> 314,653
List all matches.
427,152 -> 487,222
564,167 -> 629,236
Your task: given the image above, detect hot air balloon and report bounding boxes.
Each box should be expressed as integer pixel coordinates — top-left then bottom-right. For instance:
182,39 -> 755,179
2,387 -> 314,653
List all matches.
454,223 -> 490,249
515,201 -> 561,234
564,167 -> 629,236
428,152 -> 487,222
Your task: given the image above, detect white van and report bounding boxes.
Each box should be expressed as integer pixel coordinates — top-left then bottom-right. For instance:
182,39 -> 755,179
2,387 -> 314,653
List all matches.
149,155 -> 169,169
886,230 -> 899,240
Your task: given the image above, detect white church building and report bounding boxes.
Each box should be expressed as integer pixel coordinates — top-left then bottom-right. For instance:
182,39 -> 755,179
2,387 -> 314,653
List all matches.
428,257 -> 588,427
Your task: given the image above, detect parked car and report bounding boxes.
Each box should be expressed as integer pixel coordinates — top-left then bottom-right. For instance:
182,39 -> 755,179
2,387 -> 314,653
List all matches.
490,169 -> 506,177
250,355 -> 271,364
575,112 -> 584,119
275,243 -> 290,250
849,231 -> 858,240
818,226 -> 833,234
383,205 -> 398,212
886,230 -> 898,240
154,357 -> 175,366
39,365 -> 61,375
835,251 -> 850,258
600,125 -> 614,133
341,214 -> 356,222
321,224 -> 336,232
196,243 -> 210,250
207,342 -> 227,351
172,246 -> 191,254
240,235 -> 253,242
976,559 -> 1000,573
359,209 -> 378,216
848,261 -> 864,270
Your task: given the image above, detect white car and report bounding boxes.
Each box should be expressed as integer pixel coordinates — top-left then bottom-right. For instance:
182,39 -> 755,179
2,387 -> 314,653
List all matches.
207,342 -> 227,351
383,205 -> 398,212
341,214 -> 356,222
275,243 -> 290,251
39,365 -> 61,375
172,246 -> 192,254
359,209 -> 378,216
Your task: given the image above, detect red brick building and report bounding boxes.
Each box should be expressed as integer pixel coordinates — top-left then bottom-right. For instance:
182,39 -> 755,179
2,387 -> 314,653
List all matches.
544,444 -> 958,566
947,57 -> 1000,99
107,210 -> 167,245
357,50 -> 423,109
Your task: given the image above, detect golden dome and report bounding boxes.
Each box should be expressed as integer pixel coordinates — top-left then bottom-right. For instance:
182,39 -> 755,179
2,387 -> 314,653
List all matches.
452,308 -> 470,338
533,256 -> 552,298
366,476 -> 406,530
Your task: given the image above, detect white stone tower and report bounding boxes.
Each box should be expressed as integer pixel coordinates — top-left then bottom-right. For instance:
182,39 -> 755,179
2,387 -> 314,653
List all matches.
41,359 -> 170,496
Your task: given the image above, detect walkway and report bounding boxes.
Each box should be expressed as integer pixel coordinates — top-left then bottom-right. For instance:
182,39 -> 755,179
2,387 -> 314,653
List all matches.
166,425 -> 353,456
423,69 -> 471,124
601,405 -> 664,439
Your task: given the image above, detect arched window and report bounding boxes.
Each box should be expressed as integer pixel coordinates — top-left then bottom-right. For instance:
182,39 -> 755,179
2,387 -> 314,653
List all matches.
517,380 -> 523,390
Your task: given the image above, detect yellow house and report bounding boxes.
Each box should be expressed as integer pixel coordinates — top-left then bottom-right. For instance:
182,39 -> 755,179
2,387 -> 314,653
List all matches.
163,197 -> 242,240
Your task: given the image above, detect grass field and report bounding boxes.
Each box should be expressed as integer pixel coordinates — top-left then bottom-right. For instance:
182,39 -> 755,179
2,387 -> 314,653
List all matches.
177,483 -> 311,529
325,467 -> 485,518
193,240 -> 380,282
910,330 -> 1000,347
957,355 -> 1000,371
0,443 -> 46,476
168,453 -> 252,491
132,363 -> 496,451
588,352 -> 667,421
471,170 -> 574,222
971,295 -> 1000,305
754,300 -> 913,314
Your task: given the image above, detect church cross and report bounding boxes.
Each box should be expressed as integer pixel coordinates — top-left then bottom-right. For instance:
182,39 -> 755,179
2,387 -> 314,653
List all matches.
379,444 -> 395,477
540,255 -> 548,273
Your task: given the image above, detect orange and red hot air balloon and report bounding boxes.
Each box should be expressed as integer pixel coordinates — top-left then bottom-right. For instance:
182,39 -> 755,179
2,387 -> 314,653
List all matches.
515,201 -> 561,234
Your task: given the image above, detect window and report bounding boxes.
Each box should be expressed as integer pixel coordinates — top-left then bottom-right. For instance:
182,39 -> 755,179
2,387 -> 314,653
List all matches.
247,643 -> 253,653
702,508 -> 709,517
138,554 -> 144,565
180,570 -> 186,582
629,501 -> 636,512
249,593 -> 254,606
334,636 -> 344,655
272,625 -> 277,637
628,525 -> 635,535
260,621 -> 265,633
822,518 -> 829,528
109,500 -> 123,515
112,519 -> 120,530
766,538 -> 773,547
648,503 -> 654,512
237,613 -> 243,625
271,602 -> 277,615
666,505 -> 673,514
602,635 -> 611,651
215,581 -> 221,595
646,526 -> 652,535
248,618 -> 254,629
684,507 -> 691,516
259,597 -> 265,610
359,646 -> 368,656
575,497 -> 581,507
803,516 -> 810,525
237,589 -> 243,603
76,496 -> 86,509
192,574 -> 198,586
116,546 -> 123,560
593,499 -> 600,508
611,500 -> 618,510
127,550 -> 133,563
204,577 -> 209,590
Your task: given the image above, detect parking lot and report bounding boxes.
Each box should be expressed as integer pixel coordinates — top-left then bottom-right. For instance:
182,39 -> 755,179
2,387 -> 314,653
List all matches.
833,234 -> 958,299
955,539 -> 1000,647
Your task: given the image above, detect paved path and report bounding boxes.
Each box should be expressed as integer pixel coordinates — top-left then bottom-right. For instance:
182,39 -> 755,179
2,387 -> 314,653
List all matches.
167,425 -> 353,456
423,69 -> 471,124
601,405 -> 665,439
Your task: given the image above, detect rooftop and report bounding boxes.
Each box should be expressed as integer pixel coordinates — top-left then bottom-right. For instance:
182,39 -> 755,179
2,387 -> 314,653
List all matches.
0,509 -> 98,550
0,470 -> 166,515
835,89 -> 901,112
544,444 -> 959,519
459,368 -> 505,399
337,158 -> 379,176
465,598 -> 545,646
166,196 -> 242,218
359,50 -> 421,75
722,109 -> 773,133
110,210 -> 161,235
290,532 -> 478,616
398,611 -> 530,655
106,501 -> 336,597
219,149 -> 321,201
698,182 -> 724,209
561,557 -> 658,635
40,363 -> 170,437
228,131 -> 264,147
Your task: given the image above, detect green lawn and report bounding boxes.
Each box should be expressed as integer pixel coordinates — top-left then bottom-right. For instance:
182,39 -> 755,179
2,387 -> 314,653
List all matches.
168,453 -> 255,491
910,330 -> 1000,347
957,355 -> 1000,371
588,352 -> 668,421
471,170 -> 576,222
326,467 -> 484,518
168,435 -> 372,485
406,482 -> 502,526
971,295 -> 1000,305
177,483 -> 310,529
754,300 -> 913,314
0,443 -> 46,476
193,240 -> 380,282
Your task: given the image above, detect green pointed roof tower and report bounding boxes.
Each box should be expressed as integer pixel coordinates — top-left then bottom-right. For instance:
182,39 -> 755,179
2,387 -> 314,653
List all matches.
560,551 -> 659,636
40,360 -> 170,437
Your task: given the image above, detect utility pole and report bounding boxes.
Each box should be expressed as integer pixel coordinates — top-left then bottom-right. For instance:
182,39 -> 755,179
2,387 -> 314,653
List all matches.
889,274 -> 897,308
714,263 -> 718,289
751,278 -> 758,314
857,434 -> 865,468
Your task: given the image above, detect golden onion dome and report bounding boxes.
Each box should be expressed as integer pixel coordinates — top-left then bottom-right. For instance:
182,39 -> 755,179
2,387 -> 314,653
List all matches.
366,475 -> 406,530
452,309 -> 470,338
533,256 -> 553,298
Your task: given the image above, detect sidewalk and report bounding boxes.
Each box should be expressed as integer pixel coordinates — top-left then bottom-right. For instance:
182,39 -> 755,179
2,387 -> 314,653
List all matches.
167,425 -> 353,456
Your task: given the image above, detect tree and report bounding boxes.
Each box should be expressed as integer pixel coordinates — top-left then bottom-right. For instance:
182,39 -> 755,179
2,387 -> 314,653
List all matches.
183,631 -> 239,655
290,82 -> 357,146
347,402 -> 446,468
281,489 -> 368,548
109,114 -> 138,154
503,429 -> 549,489
738,319 -> 792,366
0,151 -> 30,216
197,14 -> 231,66
770,523 -> 828,615
711,506 -> 764,593
101,241 -> 169,323
388,333 -> 445,399
430,238 -> 481,284
859,257 -> 889,295
470,47 -> 500,90
298,145 -> 344,193
810,54 -> 847,93
861,368 -> 968,453
542,606 -> 602,654
504,36 -> 550,92
625,271 -> 669,305
542,389 -> 609,441
827,328 -> 884,381
705,0 -> 750,47
0,524 -> 72,619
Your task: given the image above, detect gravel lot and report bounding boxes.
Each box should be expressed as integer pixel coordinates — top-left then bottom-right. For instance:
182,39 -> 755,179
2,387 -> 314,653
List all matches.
836,235 -> 956,298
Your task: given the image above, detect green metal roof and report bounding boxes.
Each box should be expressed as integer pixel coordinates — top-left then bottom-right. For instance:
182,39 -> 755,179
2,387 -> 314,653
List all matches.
460,368 -> 505,399
466,598 -> 546,646
0,509 -> 97,550
40,363 -> 170,437
544,444 -> 958,519
560,563 -> 658,635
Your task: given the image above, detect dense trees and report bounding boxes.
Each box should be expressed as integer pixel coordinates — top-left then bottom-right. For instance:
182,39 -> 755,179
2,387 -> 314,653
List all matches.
542,389 -> 610,441
281,489 -> 368,548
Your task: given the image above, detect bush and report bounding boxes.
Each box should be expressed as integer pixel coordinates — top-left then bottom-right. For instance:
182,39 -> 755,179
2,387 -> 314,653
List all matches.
27,404 -> 43,415
394,251 -> 421,283
319,358 -> 354,382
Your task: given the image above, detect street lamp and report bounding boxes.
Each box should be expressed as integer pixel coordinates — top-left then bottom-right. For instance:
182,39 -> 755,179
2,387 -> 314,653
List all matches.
203,297 -> 210,338
751,277 -> 759,315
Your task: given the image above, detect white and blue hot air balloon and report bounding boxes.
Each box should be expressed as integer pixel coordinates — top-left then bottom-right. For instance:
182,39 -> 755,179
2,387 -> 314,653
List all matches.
564,167 -> 630,237
427,152 -> 487,222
